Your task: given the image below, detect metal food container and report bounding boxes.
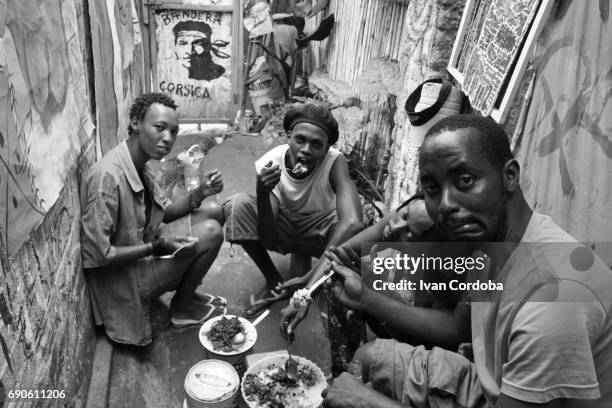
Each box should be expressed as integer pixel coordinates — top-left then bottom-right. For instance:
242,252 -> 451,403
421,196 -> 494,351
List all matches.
184,360 -> 239,408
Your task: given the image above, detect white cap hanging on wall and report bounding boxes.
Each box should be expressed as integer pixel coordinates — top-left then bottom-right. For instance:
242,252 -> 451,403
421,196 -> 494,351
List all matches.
405,78 -> 464,146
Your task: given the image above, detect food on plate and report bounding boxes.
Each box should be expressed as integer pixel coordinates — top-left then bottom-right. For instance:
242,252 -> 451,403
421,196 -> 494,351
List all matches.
242,360 -> 322,408
232,331 -> 246,345
206,316 -> 246,352
291,162 -> 309,175
290,288 -> 312,309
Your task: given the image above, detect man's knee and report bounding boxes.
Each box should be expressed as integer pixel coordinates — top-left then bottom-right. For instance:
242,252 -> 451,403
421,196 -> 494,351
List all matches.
354,341 -> 377,381
192,219 -> 224,251
193,200 -> 224,225
223,192 -> 254,218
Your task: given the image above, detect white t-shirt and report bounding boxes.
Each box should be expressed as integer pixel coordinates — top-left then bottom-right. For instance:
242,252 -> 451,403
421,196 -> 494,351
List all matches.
255,144 -> 340,218
471,212 -> 612,406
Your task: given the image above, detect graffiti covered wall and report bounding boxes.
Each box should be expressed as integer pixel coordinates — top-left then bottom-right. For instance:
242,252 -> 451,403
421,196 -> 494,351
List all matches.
89,0 -> 145,154
155,8 -> 234,118
0,0 -> 99,405
0,0 -> 95,256
515,0 -> 612,243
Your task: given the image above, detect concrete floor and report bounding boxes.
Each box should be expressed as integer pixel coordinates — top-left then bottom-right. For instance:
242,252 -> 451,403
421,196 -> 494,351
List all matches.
105,132 -> 331,407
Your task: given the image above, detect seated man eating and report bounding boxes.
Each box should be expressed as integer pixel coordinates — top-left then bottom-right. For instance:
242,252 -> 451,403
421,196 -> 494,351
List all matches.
223,103 -> 363,317
81,93 -> 226,346
322,114 -> 612,408
279,192 -> 449,335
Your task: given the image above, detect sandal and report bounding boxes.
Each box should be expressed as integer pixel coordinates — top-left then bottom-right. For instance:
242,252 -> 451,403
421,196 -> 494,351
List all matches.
193,292 -> 228,307
171,304 -> 226,328
244,287 -> 289,318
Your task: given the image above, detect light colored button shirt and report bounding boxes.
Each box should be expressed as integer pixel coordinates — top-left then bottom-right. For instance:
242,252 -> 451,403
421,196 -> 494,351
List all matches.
81,141 -> 169,345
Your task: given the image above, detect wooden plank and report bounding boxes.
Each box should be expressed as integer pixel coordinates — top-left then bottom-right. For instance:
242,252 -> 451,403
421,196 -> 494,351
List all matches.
179,117 -> 232,124
231,0 -> 243,115
149,6 -> 159,93
140,0 -> 152,92
446,0 -> 476,85
146,2 -> 234,13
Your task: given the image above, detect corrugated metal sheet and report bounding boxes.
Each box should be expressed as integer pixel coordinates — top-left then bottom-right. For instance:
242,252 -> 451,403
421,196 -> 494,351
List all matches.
515,0 -> 612,243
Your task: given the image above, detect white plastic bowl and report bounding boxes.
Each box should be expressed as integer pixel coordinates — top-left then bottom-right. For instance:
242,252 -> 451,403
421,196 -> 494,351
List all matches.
241,354 -> 327,408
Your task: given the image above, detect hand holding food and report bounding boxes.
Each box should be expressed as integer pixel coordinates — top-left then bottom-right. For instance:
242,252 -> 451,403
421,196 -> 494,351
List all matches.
290,288 -> 312,309
328,261 -> 364,311
279,303 -> 309,337
256,161 -> 281,194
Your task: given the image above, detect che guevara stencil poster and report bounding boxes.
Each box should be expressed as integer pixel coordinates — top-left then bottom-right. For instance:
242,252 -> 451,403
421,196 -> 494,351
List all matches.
155,9 -> 233,118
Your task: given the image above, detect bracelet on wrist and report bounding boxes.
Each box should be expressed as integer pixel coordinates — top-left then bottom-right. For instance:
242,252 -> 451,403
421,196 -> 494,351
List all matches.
290,288 -> 312,308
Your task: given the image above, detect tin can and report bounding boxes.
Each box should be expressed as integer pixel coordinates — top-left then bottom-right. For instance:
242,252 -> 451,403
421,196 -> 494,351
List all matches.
184,360 -> 239,408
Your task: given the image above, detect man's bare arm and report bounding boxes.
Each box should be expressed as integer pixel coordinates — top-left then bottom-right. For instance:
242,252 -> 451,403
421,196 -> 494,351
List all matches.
303,155 -> 364,288
361,289 -> 471,349
256,162 -> 281,248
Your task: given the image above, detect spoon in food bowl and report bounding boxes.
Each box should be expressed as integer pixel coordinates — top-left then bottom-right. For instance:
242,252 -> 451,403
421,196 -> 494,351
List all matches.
285,333 -> 298,380
231,309 -> 270,345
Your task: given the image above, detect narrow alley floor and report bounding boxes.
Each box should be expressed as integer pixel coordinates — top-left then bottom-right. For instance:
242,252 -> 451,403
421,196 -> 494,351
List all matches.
104,131 -> 331,407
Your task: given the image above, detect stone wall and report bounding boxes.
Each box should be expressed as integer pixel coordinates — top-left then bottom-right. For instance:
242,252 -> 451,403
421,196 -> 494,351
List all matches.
385,0 -> 466,210
0,0 -> 144,405
0,158 -> 96,408
303,0 -> 465,211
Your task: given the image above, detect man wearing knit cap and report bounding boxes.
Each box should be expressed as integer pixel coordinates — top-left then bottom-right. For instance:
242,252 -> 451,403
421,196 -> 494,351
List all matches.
223,103 -> 363,316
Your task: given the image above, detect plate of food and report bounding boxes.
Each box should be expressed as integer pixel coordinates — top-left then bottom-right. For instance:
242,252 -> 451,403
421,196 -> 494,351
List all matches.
241,354 -> 326,408
199,315 -> 257,355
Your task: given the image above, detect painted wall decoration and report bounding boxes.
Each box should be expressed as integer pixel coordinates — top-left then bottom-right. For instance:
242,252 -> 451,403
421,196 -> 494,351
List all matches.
89,0 -> 144,154
447,0 -> 549,121
516,0 -> 612,243
461,0 -> 539,116
0,0 -> 94,256
155,8 -> 234,118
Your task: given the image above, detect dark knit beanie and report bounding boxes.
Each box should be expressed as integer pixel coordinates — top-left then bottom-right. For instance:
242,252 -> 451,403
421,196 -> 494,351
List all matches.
283,104 -> 339,145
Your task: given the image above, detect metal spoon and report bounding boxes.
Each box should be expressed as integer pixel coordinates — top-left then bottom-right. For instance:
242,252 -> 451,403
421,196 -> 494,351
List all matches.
285,333 -> 298,380
231,309 -> 270,344
158,241 -> 192,259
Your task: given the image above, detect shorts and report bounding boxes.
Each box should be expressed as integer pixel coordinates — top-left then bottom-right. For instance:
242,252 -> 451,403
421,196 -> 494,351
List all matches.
223,192 -> 338,257
369,339 -> 488,408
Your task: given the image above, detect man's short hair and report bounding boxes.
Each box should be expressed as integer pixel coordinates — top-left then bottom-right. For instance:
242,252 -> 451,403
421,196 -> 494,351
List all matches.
424,114 -> 513,169
128,93 -> 177,136
172,20 -> 212,42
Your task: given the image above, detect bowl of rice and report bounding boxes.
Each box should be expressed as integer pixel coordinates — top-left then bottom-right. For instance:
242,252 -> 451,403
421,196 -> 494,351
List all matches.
241,354 -> 326,408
